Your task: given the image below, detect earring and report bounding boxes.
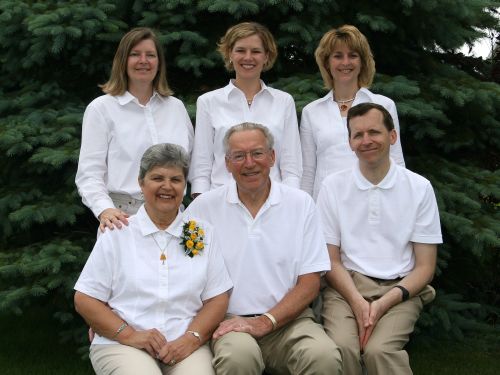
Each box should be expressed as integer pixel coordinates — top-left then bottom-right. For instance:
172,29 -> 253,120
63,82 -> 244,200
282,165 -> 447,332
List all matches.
229,59 -> 233,65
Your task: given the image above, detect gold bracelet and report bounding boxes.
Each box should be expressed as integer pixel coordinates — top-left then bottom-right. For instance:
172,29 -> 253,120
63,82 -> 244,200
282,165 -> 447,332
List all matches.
262,312 -> 278,331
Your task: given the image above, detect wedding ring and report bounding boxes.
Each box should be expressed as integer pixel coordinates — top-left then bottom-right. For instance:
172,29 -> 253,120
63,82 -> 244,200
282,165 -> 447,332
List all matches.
169,359 -> 176,366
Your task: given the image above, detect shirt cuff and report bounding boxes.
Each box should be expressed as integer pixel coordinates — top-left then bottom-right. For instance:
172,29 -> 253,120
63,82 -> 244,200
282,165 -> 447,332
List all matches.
92,199 -> 117,219
190,178 -> 211,195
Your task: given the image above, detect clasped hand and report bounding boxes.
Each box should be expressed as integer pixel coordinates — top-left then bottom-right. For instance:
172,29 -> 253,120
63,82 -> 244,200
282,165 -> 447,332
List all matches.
120,328 -> 199,365
352,298 -> 389,351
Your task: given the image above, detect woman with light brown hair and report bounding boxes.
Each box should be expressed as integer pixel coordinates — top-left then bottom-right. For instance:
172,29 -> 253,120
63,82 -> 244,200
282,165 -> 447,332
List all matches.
76,27 -> 193,232
189,22 -> 301,197
300,25 -> 405,200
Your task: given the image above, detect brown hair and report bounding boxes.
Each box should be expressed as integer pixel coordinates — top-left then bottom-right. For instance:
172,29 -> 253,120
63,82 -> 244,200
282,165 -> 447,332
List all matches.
100,27 -> 172,96
347,103 -> 394,137
314,25 -> 375,90
217,22 -> 278,72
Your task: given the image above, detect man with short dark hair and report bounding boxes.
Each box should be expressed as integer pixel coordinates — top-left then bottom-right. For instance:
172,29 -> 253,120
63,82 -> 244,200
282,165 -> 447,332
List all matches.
186,122 -> 342,375
318,103 -> 442,375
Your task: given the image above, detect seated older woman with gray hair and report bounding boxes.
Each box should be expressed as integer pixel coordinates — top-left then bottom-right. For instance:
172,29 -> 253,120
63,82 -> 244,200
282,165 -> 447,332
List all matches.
74,143 -> 232,375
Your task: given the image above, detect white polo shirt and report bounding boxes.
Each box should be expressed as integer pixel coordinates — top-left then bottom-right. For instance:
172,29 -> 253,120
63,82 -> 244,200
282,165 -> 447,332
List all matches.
189,80 -> 302,194
300,88 -> 405,200
74,205 -> 232,345
75,92 -> 194,218
185,180 -> 331,315
317,160 -> 442,280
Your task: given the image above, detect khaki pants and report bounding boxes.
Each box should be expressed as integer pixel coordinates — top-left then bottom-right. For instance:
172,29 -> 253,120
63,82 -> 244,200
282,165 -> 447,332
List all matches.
322,271 -> 435,375
109,192 -> 143,215
90,343 -> 215,375
211,308 -> 342,375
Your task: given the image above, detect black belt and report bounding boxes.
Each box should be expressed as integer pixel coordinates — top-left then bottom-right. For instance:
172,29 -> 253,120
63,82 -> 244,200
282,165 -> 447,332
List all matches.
367,276 -> 402,283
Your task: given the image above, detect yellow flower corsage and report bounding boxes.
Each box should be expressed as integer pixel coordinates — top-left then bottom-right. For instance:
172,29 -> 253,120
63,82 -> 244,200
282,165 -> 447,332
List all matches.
180,220 -> 205,257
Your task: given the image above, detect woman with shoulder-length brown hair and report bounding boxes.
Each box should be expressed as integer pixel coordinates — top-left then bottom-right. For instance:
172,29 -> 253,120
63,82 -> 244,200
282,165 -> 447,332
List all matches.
300,25 -> 405,200
189,22 -> 302,197
76,27 -> 193,232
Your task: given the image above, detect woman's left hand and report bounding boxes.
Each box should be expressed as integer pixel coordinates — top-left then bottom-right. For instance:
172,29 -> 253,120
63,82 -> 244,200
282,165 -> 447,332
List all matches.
157,333 -> 200,366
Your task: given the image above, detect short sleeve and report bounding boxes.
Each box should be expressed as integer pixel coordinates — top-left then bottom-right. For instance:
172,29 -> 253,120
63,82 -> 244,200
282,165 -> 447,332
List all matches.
298,197 -> 331,275
74,235 -> 115,302
200,226 -> 233,301
411,182 -> 443,244
316,179 -> 341,246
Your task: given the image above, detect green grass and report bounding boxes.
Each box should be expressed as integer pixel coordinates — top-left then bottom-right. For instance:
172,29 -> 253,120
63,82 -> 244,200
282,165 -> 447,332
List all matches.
0,309 -> 93,375
409,336 -> 500,375
1,308 -> 498,374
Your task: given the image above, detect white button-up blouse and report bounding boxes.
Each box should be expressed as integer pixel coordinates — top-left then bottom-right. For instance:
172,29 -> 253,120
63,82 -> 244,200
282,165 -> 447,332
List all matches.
189,80 -> 302,194
74,206 -> 233,345
75,92 -> 194,217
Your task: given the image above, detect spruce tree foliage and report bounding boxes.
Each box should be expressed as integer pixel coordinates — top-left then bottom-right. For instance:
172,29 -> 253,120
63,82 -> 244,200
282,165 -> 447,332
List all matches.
0,0 -> 499,345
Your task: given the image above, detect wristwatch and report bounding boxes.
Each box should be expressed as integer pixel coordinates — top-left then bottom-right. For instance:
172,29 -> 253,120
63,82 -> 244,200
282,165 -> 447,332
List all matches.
186,330 -> 202,342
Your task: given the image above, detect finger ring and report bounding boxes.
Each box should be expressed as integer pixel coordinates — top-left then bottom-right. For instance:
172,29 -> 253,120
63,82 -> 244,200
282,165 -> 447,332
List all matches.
169,359 -> 176,366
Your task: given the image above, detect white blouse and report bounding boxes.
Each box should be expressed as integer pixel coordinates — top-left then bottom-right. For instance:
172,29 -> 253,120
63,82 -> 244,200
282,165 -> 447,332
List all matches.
189,80 -> 302,194
75,92 -> 194,218
74,206 -> 233,345
300,88 -> 405,200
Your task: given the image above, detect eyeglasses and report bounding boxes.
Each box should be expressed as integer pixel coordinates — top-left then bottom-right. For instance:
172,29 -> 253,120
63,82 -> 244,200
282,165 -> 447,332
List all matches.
226,149 -> 270,163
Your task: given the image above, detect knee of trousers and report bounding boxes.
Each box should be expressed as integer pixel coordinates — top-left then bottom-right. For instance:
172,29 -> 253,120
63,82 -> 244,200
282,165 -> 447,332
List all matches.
212,333 -> 264,373
293,340 -> 343,374
363,342 -> 404,365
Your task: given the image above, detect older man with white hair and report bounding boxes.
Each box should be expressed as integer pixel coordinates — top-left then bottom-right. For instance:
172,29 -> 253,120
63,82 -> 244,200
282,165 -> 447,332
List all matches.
186,122 -> 341,375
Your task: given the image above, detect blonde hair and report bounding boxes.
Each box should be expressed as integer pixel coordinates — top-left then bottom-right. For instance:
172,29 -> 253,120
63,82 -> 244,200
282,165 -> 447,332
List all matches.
100,27 -> 172,97
217,22 -> 278,72
314,25 -> 375,90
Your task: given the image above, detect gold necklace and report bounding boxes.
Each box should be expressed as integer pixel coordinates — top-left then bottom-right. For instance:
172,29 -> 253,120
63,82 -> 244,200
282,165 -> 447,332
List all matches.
152,232 -> 173,265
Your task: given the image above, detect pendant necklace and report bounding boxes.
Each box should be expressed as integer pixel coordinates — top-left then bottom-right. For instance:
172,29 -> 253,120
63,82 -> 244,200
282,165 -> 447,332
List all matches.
334,95 -> 356,111
246,98 -> 253,107
152,232 -> 173,265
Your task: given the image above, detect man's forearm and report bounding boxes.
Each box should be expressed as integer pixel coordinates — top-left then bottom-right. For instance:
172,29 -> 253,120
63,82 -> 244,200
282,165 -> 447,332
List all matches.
266,272 -> 321,329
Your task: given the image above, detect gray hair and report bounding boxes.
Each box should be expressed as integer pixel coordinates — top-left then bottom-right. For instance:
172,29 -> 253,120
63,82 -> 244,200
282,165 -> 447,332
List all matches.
139,143 -> 190,180
223,123 -> 275,154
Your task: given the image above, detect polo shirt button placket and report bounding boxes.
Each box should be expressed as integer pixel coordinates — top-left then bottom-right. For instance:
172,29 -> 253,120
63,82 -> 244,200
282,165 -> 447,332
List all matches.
368,187 -> 380,223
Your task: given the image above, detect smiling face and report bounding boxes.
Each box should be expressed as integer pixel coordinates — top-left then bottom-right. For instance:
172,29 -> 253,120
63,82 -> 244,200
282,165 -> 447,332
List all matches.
349,108 -> 397,168
225,129 -> 275,197
139,165 -> 185,222
229,34 -> 269,81
126,38 -> 158,88
328,42 -> 361,88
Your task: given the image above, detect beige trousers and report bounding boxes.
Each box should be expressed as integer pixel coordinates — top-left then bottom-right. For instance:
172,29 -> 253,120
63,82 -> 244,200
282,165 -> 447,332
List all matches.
211,308 -> 342,375
109,192 -> 143,215
322,271 -> 435,375
89,343 -> 215,375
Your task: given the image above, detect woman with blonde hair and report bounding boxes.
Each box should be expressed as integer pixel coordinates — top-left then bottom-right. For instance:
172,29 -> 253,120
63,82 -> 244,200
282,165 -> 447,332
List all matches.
189,22 -> 301,196
76,27 -> 193,232
300,25 -> 405,200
